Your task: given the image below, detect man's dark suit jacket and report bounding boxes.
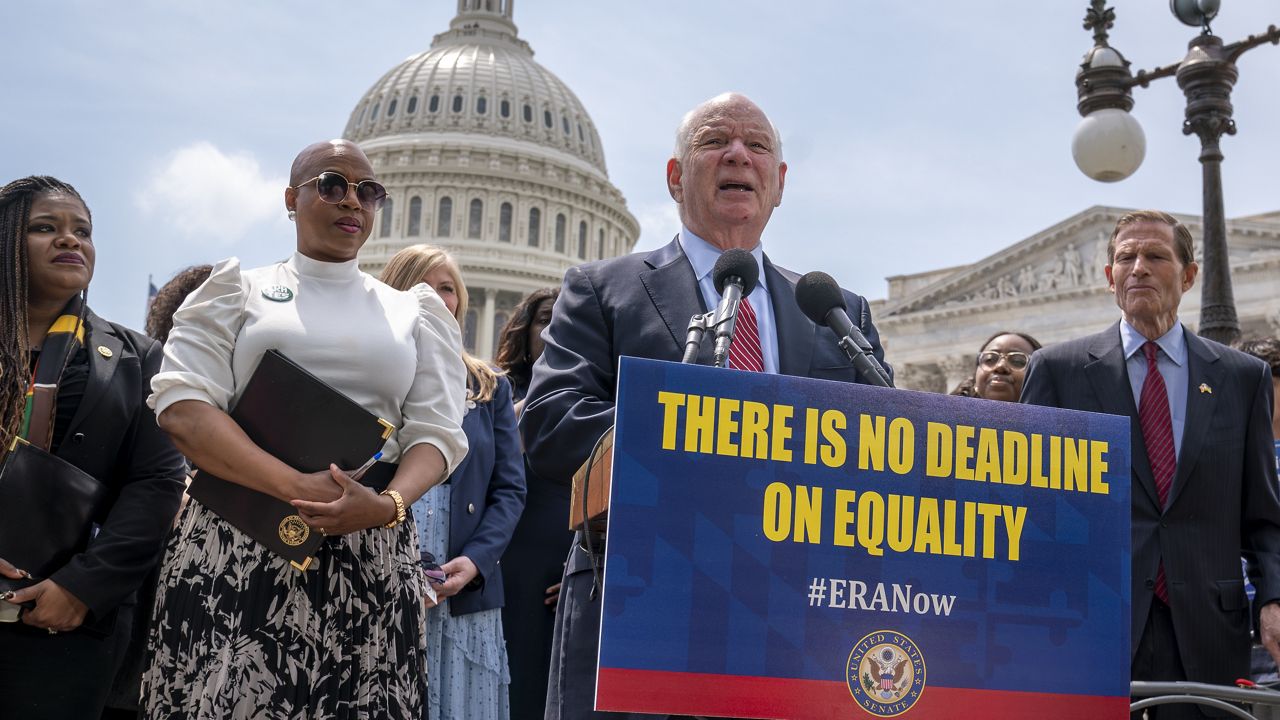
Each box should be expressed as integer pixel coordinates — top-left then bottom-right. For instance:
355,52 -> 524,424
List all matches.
522,236 -> 890,486
442,375 -> 526,617
1021,321 -> 1280,685
46,312 -> 187,622
520,237 -> 889,720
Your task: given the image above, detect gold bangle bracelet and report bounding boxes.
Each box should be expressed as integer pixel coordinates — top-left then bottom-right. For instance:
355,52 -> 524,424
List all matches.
380,489 -> 406,529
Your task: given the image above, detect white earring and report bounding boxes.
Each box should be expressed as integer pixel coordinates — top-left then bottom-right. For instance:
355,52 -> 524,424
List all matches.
287,209 -> 297,221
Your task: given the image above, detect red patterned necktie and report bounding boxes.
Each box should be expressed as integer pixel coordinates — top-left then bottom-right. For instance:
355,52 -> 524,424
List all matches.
1138,341 -> 1176,604
728,296 -> 765,372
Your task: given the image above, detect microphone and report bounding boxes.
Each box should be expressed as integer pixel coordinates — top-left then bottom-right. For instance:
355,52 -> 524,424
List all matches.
709,249 -> 760,368
795,271 -> 892,388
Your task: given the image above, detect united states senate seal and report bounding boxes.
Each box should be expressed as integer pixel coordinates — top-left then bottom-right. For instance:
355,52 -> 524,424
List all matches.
262,285 -> 295,302
278,515 -> 311,546
846,629 -> 926,717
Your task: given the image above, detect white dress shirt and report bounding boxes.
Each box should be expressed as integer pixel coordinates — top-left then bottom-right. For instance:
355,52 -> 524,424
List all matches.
679,227 -> 780,374
1120,319 -> 1189,459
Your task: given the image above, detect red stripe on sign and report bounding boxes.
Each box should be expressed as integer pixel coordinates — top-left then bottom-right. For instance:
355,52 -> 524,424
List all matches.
596,668 -> 1130,719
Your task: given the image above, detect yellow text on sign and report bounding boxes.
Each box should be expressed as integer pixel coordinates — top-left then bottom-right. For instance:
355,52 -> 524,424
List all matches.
761,483 -> 1028,562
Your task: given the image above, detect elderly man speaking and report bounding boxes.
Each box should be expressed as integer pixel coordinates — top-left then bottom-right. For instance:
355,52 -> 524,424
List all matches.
1021,210 -> 1280,719
520,92 -> 891,720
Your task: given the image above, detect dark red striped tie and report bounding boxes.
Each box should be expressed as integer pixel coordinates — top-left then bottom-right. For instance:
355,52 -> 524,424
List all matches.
728,296 -> 765,372
1139,341 -> 1175,605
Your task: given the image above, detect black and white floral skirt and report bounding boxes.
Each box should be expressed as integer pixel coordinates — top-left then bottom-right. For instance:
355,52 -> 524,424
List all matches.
141,499 -> 426,719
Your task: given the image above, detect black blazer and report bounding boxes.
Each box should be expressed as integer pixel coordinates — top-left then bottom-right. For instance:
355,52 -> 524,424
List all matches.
1021,322 -> 1280,684
521,236 -> 891,487
444,375 -> 527,616
46,311 -> 187,620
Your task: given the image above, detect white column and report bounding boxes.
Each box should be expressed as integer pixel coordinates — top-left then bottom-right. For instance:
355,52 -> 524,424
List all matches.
478,288 -> 497,360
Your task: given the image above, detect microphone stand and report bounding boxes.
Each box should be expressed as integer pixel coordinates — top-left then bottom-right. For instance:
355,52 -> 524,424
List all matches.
710,280 -> 746,368
681,312 -> 713,364
825,311 -> 892,388
834,336 -> 891,387
710,306 -> 737,368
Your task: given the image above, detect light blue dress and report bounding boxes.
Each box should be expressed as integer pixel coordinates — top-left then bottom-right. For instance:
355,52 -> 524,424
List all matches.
414,484 -> 512,720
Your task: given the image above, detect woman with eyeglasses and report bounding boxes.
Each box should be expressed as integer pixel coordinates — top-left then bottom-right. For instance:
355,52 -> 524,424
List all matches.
0,177 -> 186,719
380,244 -> 525,720
140,141 -> 468,719
951,332 -> 1043,402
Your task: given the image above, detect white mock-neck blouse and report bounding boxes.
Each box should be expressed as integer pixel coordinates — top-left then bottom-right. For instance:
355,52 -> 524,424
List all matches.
149,252 -> 468,470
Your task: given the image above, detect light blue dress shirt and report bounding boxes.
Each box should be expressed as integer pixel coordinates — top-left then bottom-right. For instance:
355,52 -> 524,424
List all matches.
679,227 -> 780,374
1120,319 -> 1189,459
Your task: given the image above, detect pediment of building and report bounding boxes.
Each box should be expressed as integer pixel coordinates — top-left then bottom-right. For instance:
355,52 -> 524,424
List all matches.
881,206 -> 1280,318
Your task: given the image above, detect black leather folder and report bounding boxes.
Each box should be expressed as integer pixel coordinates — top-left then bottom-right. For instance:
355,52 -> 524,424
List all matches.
186,349 -> 394,571
0,437 -> 110,597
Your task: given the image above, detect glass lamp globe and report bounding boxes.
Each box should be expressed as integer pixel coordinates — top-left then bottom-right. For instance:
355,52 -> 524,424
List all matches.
1072,108 -> 1146,182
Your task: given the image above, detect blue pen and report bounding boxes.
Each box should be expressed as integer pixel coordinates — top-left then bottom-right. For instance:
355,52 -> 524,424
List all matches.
349,451 -> 383,481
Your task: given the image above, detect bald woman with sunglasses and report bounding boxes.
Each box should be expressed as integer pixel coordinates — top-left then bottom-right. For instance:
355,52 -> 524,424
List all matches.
141,140 -> 468,719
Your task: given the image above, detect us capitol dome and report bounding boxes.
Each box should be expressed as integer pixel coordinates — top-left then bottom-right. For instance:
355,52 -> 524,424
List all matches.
345,0 -> 640,358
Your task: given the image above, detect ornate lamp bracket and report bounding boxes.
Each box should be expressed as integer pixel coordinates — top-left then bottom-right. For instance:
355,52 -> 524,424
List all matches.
1075,1 -> 1135,117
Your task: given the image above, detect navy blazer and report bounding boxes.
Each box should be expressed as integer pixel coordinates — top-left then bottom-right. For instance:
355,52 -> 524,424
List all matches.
443,374 -> 527,617
521,236 -> 891,487
1022,322 -> 1280,685
47,311 -> 187,619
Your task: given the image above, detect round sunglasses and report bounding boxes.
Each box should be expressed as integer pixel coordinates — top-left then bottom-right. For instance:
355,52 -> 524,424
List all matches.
977,350 -> 1030,370
291,172 -> 387,212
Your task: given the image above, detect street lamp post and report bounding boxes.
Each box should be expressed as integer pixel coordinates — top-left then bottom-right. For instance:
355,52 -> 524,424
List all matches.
1071,0 -> 1279,346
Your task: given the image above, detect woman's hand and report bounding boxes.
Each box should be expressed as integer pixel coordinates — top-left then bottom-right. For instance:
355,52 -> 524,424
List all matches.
7,578 -> 88,633
0,556 -> 26,583
422,577 -> 440,610
290,464 -> 396,536
544,582 -> 562,608
291,469 -> 345,504
435,556 -> 479,599
2,557 -> 89,632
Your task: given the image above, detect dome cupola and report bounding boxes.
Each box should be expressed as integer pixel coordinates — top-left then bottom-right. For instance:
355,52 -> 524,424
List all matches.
345,0 -> 639,360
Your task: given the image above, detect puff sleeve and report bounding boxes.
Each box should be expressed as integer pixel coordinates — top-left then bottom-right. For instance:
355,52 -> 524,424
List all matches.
399,283 -> 469,474
147,257 -> 246,417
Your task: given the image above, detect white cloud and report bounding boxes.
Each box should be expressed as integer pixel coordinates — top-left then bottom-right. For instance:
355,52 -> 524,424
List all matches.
137,142 -> 289,245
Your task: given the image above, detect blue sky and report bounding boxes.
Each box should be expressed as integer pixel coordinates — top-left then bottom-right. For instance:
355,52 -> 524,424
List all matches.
3,1 -> 1278,329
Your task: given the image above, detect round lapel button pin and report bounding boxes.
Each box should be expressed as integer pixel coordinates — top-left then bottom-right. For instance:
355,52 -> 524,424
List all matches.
262,285 -> 295,302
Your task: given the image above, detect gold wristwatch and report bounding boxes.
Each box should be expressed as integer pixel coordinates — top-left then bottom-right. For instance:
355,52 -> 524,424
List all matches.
380,489 -> 406,529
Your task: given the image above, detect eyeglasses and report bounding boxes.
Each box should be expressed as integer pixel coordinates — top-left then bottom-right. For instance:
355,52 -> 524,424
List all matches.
291,172 -> 387,212
977,350 -> 1030,370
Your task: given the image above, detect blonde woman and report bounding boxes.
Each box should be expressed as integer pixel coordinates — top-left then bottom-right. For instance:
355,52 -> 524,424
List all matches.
382,244 -> 526,720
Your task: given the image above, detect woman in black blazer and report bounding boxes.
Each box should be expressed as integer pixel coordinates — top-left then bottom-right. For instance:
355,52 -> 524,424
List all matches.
0,176 -> 187,719
381,244 -> 527,719
493,287 -> 574,720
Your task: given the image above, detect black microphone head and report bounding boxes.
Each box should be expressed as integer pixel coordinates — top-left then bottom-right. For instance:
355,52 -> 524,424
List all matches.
794,271 -> 847,325
712,248 -> 760,296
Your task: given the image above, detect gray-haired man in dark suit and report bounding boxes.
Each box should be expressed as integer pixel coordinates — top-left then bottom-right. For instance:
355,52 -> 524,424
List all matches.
1021,210 -> 1280,718
520,92 -> 889,720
